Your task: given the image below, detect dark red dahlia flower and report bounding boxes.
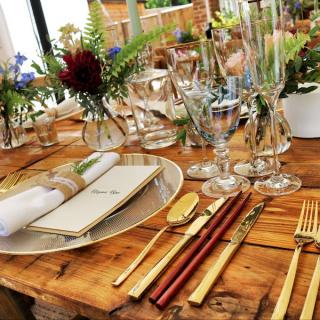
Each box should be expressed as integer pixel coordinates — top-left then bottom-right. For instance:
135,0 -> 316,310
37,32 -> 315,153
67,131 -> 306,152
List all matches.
58,50 -> 102,94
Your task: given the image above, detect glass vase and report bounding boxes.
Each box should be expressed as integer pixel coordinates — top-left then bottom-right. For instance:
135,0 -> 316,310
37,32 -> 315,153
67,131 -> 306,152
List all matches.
0,119 -> 28,149
82,98 -> 128,152
244,110 -> 292,156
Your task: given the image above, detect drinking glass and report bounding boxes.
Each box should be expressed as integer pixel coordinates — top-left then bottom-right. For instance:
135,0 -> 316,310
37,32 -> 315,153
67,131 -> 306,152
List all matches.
239,0 -> 301,195
127,68 -> 177,149
167,41 -> 250,197
32,114 -> 58,147
212,24 -> 274,177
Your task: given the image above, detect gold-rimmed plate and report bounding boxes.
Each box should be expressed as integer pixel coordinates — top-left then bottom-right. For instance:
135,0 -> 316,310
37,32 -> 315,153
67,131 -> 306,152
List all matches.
0,154 -> 183,255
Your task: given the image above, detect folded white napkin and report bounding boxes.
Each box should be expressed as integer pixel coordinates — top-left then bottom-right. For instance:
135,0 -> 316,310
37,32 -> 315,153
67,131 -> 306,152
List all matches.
24,98 -> 79,128
0,152 -> 120,236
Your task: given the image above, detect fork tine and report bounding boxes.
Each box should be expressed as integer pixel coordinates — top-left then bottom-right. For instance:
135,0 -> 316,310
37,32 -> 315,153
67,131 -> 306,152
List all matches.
296,200 -> 306,233
0,172 -> 19,190
312,201 -> 318,234
7,172 -> 21,189
307,201 -> 314,232
302,200 -> 310,232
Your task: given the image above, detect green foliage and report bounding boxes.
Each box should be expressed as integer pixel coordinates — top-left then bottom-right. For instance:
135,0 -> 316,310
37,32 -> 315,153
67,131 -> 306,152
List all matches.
145,0 -> 189,9
109,24 -> 173,78
281,27 -> 320,97
72,154 -> 102,175
83,1 -> 108,52
284,32 -> 310,63
211,10 -> 240,28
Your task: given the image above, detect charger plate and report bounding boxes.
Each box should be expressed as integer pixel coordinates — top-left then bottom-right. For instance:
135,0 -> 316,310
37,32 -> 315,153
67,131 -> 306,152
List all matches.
0,154 -> 183,255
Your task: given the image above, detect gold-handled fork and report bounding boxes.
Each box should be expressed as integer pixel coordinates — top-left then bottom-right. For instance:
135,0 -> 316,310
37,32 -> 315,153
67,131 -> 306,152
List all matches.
272,200 -> 318,320
0,171 -> 22,193
300,201 -> 319,320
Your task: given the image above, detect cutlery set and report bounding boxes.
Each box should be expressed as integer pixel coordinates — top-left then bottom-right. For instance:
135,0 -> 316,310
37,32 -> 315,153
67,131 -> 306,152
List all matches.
113,191 -> 265,308
272,200 -> 319,320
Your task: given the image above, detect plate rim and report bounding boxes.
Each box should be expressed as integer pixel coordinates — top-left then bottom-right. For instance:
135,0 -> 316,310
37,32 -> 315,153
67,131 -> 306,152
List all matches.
0,153 -> 184,255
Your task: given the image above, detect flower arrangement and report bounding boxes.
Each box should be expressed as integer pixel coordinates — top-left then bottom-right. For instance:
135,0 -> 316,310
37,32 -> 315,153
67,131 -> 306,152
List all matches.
173,22 -> 200,43
0,53 -> 38,148
33,1 -> 171,121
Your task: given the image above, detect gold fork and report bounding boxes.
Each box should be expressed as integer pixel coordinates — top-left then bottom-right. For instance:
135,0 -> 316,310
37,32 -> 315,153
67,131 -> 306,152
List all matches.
272,200 -> 318,320
0,171 -> 22,193
300,201 -> 319,320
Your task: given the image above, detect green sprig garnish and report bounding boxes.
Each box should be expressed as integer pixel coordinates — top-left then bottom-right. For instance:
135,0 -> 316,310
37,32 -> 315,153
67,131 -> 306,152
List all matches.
72,155 -> 102,175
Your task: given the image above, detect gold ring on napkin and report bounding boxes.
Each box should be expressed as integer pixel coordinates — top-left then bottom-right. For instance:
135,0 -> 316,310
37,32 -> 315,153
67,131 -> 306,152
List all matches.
36,170 -> 86,201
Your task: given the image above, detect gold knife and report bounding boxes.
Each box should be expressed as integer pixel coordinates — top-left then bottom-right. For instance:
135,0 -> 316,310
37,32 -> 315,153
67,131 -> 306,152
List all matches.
188,202 -> 265,306
128,197 -> 227,300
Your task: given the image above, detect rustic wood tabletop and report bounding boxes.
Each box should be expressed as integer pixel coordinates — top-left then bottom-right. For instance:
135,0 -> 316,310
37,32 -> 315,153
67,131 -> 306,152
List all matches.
0,118 -> 319,319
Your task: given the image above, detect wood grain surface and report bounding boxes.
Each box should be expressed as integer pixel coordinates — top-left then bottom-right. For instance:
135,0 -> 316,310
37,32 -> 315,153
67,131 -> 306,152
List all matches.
0,119 -> 319,319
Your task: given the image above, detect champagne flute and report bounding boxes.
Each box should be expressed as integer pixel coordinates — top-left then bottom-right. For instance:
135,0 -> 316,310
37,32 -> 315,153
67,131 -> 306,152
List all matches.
239,0 -> 301,195
212,24 -> 274,177
167,41 -> 250,198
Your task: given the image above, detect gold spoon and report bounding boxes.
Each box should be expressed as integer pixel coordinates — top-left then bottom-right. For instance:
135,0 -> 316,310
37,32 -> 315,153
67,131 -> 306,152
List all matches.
112,192 -> 199,286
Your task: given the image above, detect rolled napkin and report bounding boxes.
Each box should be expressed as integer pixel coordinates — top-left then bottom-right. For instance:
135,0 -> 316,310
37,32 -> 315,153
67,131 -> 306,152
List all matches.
24,98 -> 79,127
0,152 -> 120,236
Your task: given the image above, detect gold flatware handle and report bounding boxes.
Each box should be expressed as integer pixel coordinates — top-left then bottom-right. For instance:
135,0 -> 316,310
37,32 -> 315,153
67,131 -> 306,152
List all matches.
112,225 -> 169,286
300,255 -> 320,320
128,233 -> 192,300
188,242 -> 239,306
272,245 -> 302,320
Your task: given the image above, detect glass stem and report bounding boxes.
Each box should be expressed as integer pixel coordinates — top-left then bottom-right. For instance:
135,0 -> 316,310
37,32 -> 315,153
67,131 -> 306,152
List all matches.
215,144 -> 230,180
247,99 -> 257,166
269,106 -> 280,176
201,138 -> 210,167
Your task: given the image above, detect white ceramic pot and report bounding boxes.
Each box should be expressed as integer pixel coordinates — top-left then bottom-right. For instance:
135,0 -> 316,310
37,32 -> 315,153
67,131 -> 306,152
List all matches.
283,84 -> 320,138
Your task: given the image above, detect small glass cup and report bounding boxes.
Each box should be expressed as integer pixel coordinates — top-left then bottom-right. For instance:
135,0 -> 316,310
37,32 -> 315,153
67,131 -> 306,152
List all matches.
127,68 -> 177,150
32,115 -> 59,147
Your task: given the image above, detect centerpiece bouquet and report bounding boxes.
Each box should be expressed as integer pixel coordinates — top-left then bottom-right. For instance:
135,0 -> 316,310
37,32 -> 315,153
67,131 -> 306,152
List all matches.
0,53 -> 38,149
33,1 -> 170,151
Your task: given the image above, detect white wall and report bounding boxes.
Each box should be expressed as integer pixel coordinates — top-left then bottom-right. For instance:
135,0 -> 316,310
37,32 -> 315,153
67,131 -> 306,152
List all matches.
0,0 -> 89,68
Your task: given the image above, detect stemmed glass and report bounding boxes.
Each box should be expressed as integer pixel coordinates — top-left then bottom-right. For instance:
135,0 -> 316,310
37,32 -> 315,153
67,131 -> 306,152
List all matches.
167,41 -> 250,197
212,24 -> 274,177
239,0 -> 301,195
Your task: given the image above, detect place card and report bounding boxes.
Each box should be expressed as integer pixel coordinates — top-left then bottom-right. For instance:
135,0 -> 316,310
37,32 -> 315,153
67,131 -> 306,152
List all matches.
28,165 -> 162,237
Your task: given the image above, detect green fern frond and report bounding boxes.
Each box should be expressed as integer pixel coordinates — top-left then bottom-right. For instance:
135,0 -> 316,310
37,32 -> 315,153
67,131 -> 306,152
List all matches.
110,24 -> 174,77
285,32 -> 310,63
83,1 -> 108,50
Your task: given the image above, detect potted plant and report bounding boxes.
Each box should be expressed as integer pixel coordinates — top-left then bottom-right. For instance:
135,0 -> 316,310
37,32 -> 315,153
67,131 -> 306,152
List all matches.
281,27 -> 320,138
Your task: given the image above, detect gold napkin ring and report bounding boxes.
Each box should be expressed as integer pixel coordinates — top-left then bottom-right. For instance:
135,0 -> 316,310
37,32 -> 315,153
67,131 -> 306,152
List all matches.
36,170 -> 86,201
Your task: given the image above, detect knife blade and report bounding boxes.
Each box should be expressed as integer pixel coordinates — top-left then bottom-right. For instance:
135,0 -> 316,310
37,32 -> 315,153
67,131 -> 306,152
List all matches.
188,201 -> 265,306
128,197 -> 228,300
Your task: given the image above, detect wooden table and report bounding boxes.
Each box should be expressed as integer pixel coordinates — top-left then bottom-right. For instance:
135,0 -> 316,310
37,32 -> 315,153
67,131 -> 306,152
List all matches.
0,119 -> 320,320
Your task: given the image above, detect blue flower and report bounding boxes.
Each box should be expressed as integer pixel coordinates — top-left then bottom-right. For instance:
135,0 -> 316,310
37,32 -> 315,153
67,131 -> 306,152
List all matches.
294,1 -> 302,9
0,65 -> 4,74
15,52 -> 27,66
9,64 -> 20,74
173,28 -> 183,42
108,46 -> 121,60
14,72 -> 35,89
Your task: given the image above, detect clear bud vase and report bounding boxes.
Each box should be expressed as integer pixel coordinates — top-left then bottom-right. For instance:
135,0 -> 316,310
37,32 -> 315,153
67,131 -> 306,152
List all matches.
0,118 -> 28,149
244,109 -> 292,156
82,98 -> 128,151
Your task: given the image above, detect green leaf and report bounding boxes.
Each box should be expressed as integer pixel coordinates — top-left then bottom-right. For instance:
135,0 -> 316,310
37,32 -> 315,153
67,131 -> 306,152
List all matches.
297,86 -> 318,94
173,117 -> 190,126
294,56 -> 302,72
176,128 -> 187,145
310,25 -> 320,38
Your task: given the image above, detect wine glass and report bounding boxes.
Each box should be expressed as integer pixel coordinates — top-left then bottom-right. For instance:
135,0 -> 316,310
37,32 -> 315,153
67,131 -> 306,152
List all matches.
167,41 -> 250,197
212,24 -> 274,177
239,0 -> 301,195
